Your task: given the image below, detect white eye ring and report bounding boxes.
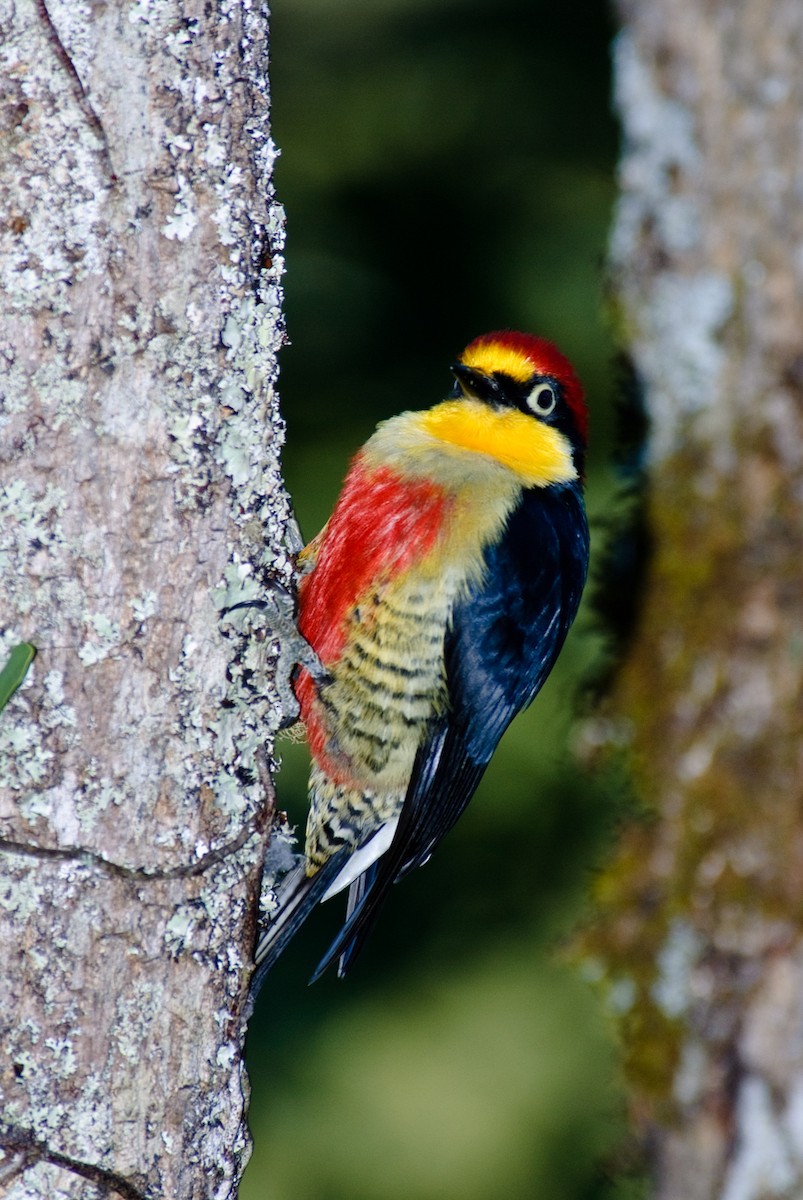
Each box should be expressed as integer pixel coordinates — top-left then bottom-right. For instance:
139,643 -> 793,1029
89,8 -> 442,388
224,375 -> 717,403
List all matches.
526,382 -> 557,415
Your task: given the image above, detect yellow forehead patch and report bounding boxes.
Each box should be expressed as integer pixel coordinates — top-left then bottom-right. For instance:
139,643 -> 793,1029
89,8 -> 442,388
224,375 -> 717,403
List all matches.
460,340 -> 534,384
418,399 -> 577,488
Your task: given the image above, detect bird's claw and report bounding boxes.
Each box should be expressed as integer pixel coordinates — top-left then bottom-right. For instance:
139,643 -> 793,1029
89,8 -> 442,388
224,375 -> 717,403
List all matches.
221,578 -> 330,729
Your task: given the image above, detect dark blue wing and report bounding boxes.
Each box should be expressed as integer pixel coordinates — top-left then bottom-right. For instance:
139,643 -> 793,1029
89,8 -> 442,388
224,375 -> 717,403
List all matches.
311,482 -> 589,980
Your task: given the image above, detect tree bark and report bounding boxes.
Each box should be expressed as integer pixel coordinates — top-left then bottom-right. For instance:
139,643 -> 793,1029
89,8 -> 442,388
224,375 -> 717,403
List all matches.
0,2 -> 290,1195
582,2 -> 803,1197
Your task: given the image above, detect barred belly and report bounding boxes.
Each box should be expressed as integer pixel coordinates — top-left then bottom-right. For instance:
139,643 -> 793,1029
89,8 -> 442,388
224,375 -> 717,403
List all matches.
304,571 -> 455,869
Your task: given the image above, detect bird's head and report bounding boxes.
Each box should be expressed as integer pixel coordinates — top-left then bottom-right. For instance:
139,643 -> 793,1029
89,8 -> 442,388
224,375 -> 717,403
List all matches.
454,331 -> 587,446
415,331 -> 588,488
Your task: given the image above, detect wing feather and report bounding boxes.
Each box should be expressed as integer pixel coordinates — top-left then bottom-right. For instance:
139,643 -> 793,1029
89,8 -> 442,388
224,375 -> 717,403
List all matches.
311,484 -> 589,979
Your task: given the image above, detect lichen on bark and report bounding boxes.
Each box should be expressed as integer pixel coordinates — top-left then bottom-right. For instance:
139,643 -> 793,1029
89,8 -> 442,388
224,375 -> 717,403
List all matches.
579,3 -> 803,1196
0,1 -> 293,1195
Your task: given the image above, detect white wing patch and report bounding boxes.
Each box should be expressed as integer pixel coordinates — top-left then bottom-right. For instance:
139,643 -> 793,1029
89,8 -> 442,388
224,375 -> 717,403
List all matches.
321,816 -> 400,901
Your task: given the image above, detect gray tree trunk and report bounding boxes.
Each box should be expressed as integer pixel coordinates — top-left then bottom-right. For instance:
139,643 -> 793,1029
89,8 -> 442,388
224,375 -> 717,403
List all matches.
584,2 -> 803,1198
0,2 -> 291,1196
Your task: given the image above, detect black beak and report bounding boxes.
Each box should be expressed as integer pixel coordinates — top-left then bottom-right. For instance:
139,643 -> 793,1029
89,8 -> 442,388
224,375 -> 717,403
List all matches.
450,362 -> 503,406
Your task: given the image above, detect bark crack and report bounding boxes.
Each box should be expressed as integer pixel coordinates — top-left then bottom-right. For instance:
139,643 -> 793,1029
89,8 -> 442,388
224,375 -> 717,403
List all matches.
0,1125 -> 147,1199
0,755 -> 275,880
32,0 -> 116,183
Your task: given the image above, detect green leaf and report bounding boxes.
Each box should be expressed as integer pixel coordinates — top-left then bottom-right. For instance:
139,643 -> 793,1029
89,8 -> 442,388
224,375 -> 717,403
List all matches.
0,643 -> 37,713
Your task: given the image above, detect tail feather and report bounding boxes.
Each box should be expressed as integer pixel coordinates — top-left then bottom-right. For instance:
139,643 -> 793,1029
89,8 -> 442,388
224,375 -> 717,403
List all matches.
310,864 -> 389,984
336,864 -> 380,978
250,849 -> 349,998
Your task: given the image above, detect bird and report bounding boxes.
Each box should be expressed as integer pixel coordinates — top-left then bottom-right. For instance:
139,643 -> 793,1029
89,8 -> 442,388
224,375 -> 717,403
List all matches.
252,330 -> 589,989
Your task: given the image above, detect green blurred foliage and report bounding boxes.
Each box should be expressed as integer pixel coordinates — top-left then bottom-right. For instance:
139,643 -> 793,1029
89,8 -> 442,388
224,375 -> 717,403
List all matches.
244,1 -> 640,1197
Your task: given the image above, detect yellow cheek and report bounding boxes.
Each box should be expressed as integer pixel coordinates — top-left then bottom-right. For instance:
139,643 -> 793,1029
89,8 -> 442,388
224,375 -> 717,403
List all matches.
417,399 -> 577,488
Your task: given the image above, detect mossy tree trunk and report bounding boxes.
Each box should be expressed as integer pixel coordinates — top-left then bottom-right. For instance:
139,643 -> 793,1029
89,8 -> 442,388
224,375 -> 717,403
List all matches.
585,1 -> 803,1197
0,2 -> 291,1196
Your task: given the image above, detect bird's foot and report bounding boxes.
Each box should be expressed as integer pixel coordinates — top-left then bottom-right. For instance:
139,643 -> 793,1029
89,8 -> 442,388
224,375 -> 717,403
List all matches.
221,578 -> 330,729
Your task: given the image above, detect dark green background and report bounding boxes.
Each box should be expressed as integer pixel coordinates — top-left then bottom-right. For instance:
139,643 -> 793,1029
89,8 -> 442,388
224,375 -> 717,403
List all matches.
244,1 -> 637,1196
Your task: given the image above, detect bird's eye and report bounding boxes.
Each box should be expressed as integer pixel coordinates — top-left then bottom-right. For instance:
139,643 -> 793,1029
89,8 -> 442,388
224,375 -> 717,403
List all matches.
526,382 -> 557,416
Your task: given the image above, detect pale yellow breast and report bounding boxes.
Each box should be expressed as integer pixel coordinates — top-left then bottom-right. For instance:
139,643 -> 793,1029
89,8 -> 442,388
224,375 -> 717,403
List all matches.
305,407 -> 528,865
